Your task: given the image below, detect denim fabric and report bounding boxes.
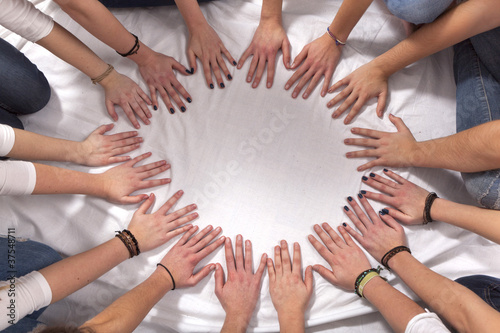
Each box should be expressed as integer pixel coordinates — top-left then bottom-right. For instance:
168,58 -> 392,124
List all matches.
455,275 -> 500,311
0,236 -> 62,333
99,0 -> 213,7
453,28 -> 500,209
383,0 -> 453,24
0,39 -> 50,130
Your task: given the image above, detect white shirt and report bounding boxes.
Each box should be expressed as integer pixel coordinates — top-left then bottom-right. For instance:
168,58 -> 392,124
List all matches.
0,0 -> 54,42
405,310 -> 451,333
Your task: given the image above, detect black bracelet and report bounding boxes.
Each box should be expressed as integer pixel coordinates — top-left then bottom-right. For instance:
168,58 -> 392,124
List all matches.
116,33 -> 140,57
423,192 -> 438,224
122,229 -> 140,256
381,246 -> 411,270
157,263 -> 176,290
115,231 -> 135,258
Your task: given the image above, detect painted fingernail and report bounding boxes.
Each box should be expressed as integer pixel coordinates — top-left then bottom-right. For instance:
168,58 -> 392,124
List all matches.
220,83 -> 225,88
187,97 -> 192,103
384,168 -> 388,172
185,69 -> 191,74
370,173 -> 376,177
362,176 -> 368,181
382,208 -> 389,214
210,83 -> 214,89
180,106 -> 186,112
379,210 -> 385,216
360,190 -> 367,194
342,223 -> 347,227
358,193 -> 363,199
347,196 -> 353,202
190,68 -> 194,74
232,60 -> 237,66
344,206 -> 349,211
169,108 -> 175,114
227,74 -> 232,80
153,105 -> 158,111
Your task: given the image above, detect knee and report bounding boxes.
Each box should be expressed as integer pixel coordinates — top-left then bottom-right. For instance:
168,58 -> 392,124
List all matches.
384,0 -> 451,24
462,171 -> 500,209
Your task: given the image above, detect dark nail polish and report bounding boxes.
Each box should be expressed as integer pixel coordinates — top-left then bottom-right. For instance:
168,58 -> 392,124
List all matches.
379,210 -> 385,216
342,223 -> 347,227
344,206 -> 349,211
190,68 -> 194,74
187,97 -> 192,103
185,69 -> 191,74
347,196 -> 353,202
232,60 -> 237,66
362,176 -> 368,181
169,108 -> 175,114
227,74 -> 232,80
358,193 -> 363,199
370,173 -> 376,177
384,168 -> 388,172
360,190 -> 366,194
153,105 -> 158,111
180,106 -> 186,112
382,208 -> 389,214
220,83 -> 225,88
210,83 -> 214,89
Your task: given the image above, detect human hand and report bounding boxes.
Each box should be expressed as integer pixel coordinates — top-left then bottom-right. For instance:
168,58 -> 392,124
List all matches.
215,235 -> 267,332
99,70 -> 153,129
343,193 -> 407,262
159,224 -> 225,288
285,33 -> 341,99
361,170 -> 430,225
137,50 -> 192,114
98,152 -> 170,204
188,22 -> 236,89
75,124 -> 142,167
344,114 -> 419,171
327,61 -> 389,124
237,20 -> 291,88
308,223 -> 371,291
268,240 -> 313,324
127,190 -> 198,253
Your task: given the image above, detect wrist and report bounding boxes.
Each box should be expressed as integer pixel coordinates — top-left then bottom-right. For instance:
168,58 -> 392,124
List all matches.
151,268 -> 174,292
127,41 -> 156,67
386,250 -> 413,274
277,308 -> 305,329
408,141 -> 427,167
221,313 -> 250,333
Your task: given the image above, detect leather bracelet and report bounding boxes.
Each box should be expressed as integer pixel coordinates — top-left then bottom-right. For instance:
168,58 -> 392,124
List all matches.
423,192 -> 438,224
381,246 -> 411,270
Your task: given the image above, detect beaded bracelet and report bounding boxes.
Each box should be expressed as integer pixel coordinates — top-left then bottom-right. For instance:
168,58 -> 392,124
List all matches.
157,263 -> 176,290
354,266 -> 384,297
326,27 -> 346,46
381,246 -> 411,270
91,64 -> 114,85
423,192 -> 438,224
115,229 -> 140,258
116,33 -> 140,57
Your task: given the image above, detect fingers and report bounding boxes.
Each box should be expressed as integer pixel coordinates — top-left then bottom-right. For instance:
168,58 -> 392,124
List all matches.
280,240 -> 291,272
389,114 -> 410,133
376,90 -> 388,117
342,223 -> 365,245
136,193 -> 155,214
121,103 -> 141,129
356,192 -> 382,226
346,196 -> 372,230
244,239 -> 253,272
195,227 -> 225,259
188,49 -> 197,74
308,234 -> 333,266
291,242 -> 302,275
224,237 -> 236,273
187,225 -> 217,249
190,264 -> 216,286
147,83 -> 159,110
214,263 -> 225,294
255,253 -> 267,279
302,72 -> 324,99
95,123 -> 114,135
382,207 -> 413,225
312,264 -> 336,284
321,69 -> 334,97
383,168 -> 408,185
120,194 -> 149,204
282,38 -> 291,69
157,190 -> 184,215
237,45 -> 253,70
235,234 -> 245,271
273,245 -> 282,276
267,258 -> 276,283
337,225 -> 356,247
105,99 -> 119,122
165,224 -> 195,239
379,210 -> 403,231
290,46 -> 307,69
221,44 -> 236,70
304,265 -> 313,292
176,224 -> 199,246
253,56 -> 267,88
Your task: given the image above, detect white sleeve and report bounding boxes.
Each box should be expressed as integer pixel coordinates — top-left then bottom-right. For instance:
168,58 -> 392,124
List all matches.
0,161 -> 36,195
405,310 -> 451,333
0,271 -> 52,330
0,0 -> 54,42
0,124 -> 15,156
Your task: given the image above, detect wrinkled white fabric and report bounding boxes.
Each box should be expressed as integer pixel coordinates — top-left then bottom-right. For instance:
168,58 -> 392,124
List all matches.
0,0 -> 54,42
405,310 -> 450,333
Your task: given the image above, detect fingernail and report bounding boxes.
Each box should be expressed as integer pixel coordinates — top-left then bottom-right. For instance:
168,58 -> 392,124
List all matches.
169,108 -> 175,114
382,208 -> 389,214
303,93 -> 309,99
190,68 -> 194,74
153,105 -> 158,111
285,84 -> 290,90
347,196 -> 353,202
220,83 -> 225,88
180,106 -> 186,112
210,83 -> 214,89
362,176 -> 368,181
267,82 -> 272,88
291,62 -> 296,67
384,168 -> 388,172
379,210 -> 385,216
232,60 -> 237,66
370,173 -> 376,177
344,205 -> 349,211
342,223 -> 347,227
187,97 -> 192,103
360,190 -> 366,194
358,193 -> 363,199
227,74 -> 232,80
185,69 -> 191,74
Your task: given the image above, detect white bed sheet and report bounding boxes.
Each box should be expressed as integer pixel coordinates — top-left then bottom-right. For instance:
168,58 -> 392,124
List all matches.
2,0 -> 500,332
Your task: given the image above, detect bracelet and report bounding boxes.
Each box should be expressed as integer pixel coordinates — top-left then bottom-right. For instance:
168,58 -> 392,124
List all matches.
354,266 -> 384,297
91,64 -> 114,85
381,246 -> 411,270
157,263 -> 176,290
122,229 -> 141,256
115,229 -> 140,258
116,33 -> 140,57
357,271 -> 380,298
326,27 -> 346,46
423,192 -> 438,224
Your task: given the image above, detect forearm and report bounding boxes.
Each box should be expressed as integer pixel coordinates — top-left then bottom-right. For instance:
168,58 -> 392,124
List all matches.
363,277 -> 424,333
83,269 -> 172,332
328,0 -> 373,42
220,316 -> 248,333
174,0 -> 209,33
260,0 -> 283,24
39,237 -> 129,303
277,311 -> 305,333
390,252 -> 500,332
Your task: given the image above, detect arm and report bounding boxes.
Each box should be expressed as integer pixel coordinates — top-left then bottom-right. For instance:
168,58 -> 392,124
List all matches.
237,0 -> 290,89
328,0 -> 500,123
285,0 -> 373,99
82,224 -> 225,332
54,0 -> 192,113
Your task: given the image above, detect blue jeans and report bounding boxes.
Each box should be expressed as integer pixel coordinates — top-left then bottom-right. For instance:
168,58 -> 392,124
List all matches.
99,0 -> 213,7
383,0 -> 454,24
0,236 -> 62,332
454,27 -> 500,209
0,39 -> 51,130
455,275 -> 500,311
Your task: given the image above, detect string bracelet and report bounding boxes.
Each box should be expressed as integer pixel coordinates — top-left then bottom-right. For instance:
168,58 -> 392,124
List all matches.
91,64 -> 114,85
115,229 -> 140,258
354,266 -> 385,298
381,246 -> 411,270
157,263 -> 176,290
116,33 -> 140,57
423,192 -> 438,224
326,27 -> 346,46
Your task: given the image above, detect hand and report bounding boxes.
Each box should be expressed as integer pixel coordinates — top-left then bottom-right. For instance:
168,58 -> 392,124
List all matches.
100,70 -> 153,129
98,152 -> 170,204
268,240 -> 313,323
127,190 -> 198,253
159,224 -> 225,288
344,114 -> 419,171
285,33 -> 341,99
76,124 -> 142,167
137,50 -> 192,114
215,235 -> 267,332
188,22 -> 236,89
342,193 -> 407,262
308,223 -> 371,291
327,61 -> 389,124
361,170 -> 430,225
237,20 -> 291,89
